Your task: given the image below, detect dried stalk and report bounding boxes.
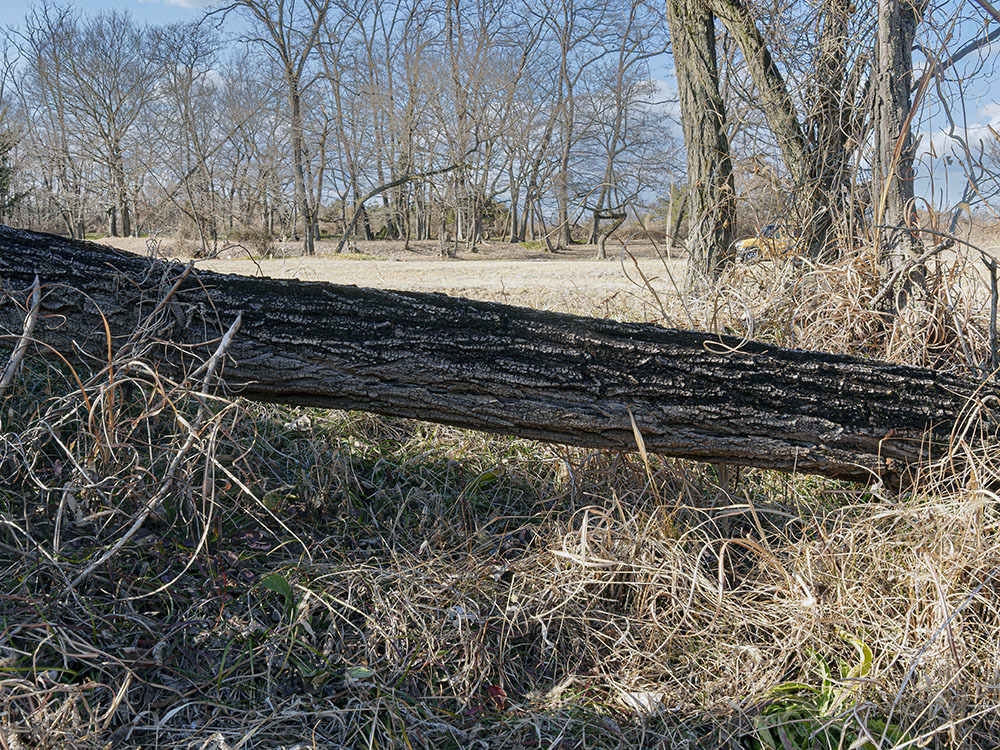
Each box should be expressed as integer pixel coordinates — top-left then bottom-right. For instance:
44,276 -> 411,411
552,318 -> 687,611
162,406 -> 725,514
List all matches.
0,275 -> 41,398
62,312 -> 243,596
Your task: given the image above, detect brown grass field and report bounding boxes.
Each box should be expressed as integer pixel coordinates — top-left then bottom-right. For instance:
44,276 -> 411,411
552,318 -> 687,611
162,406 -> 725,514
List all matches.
3,235 -> 1000,748
100,237 -> 689,318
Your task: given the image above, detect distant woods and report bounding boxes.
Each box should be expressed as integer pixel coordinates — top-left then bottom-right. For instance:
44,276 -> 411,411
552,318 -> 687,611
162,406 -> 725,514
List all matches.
0,0 -> 676,256
0,0 -> 996,282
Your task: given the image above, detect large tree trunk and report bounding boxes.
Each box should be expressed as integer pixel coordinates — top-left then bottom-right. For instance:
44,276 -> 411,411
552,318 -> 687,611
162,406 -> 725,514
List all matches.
0,226 -> 993,486
665,0 -> 736,285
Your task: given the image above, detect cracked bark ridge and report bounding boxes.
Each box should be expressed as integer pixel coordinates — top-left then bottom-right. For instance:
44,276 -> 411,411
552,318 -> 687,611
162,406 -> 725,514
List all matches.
0,225 -> 994,485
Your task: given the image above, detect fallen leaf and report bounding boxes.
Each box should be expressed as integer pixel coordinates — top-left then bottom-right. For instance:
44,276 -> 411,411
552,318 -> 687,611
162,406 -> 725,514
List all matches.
487,684 -> 508,711
618,690 -> 664,717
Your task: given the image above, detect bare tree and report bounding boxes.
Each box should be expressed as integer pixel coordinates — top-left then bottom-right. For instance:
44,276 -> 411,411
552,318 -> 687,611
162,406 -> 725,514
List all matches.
318,9 -> 376,242
2,0 -> 991,296
0,34 -> 22,225
666,0 -> 918,285
216,0 -> 331,255
59,10 -> 159,237
531,0 -> 616,249
13,4 -> 90,237
583,0 -> 671,256
215,56 -> 289,238
148,22 -> 224,254
439,0 -> 536,251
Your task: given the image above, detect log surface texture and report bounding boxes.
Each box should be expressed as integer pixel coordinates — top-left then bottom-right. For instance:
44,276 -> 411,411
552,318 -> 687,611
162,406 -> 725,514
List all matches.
0,225 -> 994,484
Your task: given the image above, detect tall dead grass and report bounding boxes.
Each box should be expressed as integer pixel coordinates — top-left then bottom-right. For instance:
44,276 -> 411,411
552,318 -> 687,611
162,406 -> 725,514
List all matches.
2,242 -> 1000,748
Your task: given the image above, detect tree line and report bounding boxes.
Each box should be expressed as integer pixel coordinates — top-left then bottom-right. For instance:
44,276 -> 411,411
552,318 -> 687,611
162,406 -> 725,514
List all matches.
0,0 -> 676,257
0,0 -> 996,290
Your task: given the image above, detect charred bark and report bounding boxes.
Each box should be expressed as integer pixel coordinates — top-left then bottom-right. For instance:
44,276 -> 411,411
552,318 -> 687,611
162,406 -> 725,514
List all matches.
0,225 -> 994,486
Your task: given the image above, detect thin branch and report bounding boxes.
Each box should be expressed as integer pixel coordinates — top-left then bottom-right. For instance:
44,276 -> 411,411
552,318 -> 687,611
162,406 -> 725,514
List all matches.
913,26 -> 1000,93
62,311 -> 243,597
0,275 -> 41,398
969,0 -> 1000,26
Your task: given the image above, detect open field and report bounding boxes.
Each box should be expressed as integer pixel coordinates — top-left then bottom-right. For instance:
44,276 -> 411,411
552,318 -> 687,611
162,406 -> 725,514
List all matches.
3,237 -> 1000,748
98,237 -> 688,316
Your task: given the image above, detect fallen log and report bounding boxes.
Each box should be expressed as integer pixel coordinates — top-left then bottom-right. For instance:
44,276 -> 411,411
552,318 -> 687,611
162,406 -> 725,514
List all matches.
0,225 -> 995,485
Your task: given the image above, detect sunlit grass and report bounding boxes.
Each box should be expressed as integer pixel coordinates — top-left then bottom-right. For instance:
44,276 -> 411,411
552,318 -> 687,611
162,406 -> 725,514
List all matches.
2,243 -> 999,747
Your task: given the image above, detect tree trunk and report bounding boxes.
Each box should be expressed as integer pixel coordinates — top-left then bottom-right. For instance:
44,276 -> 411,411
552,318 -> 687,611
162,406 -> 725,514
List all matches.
665,0 -> 736,285
706,0 -> 808,184
0,226 -> 991,487
522,192 -> 533,241
873,0 -> 921,310
595,211 -> 625,260
803,0 -> 853,258
705,0 -> 852,260
287,76 -> 316,256
556,133 -> 572,249
110,151 -> 132,239
508,174 -> 520,244
438,212 -> 451,258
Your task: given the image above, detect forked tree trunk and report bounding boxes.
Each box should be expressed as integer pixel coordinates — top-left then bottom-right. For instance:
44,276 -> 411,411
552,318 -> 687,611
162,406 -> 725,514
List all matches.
703,0 -> 855,259
665,0 -> 736,284
0,226 -> 993,486
595,211 -> 626,260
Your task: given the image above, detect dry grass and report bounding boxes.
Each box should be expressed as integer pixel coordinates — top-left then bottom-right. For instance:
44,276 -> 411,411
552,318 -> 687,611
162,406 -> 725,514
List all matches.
3,240 -> 1000,749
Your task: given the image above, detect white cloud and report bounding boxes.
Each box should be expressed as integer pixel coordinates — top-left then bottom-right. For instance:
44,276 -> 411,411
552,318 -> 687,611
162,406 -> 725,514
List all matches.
917,100 -> 1000,159
914,99 -> 1000,207
978,101 -> 1000,124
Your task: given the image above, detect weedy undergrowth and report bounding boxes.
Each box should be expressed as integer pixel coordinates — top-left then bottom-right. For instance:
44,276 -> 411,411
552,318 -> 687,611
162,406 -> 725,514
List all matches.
2,242 -> 1000,748
750,637 -> 909,750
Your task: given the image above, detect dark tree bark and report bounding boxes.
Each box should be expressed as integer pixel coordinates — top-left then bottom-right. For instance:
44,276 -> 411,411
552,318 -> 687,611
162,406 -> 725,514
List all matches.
873,0 -> 922,309
1,226 -> 994,486
664,0 -> 736,284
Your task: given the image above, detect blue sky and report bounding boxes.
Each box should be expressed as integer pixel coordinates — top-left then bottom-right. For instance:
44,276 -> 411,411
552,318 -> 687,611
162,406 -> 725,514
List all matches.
1,0 -> 211,27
